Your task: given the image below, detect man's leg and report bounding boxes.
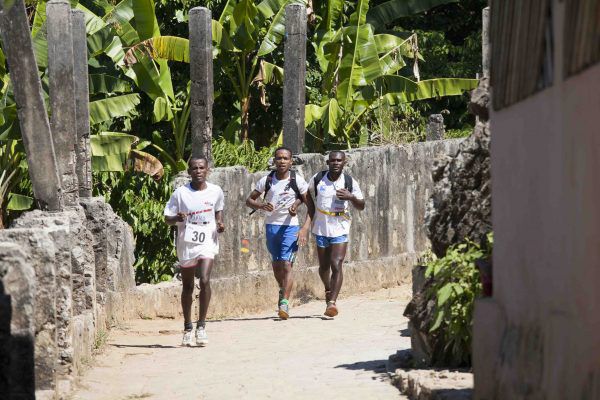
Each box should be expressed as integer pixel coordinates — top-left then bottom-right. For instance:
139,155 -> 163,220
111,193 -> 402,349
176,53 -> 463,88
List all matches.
180,266 -> 196,346
328,242 -> 348,303
278,260 -> 294,300
196,259 -> 213,346
181,267 -> 196,329
317,245 -> 332,301
197,258 -> 214,327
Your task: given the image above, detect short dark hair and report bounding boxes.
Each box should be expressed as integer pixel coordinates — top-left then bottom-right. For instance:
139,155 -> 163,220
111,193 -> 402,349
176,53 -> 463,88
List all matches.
273,146 -> 293,157
188,156 -> 209,167
328,150 -> 345,159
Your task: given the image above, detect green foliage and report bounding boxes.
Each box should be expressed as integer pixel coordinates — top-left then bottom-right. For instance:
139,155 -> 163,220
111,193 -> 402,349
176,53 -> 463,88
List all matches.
424,233 -> 492,365
212,137 -> 272,172
95,168 -> 177,284
444,126 -> 472,139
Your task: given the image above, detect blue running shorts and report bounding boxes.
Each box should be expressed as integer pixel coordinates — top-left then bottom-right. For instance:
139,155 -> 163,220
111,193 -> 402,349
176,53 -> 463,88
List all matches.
315,234 -> 348,248
266,224 -> 300,261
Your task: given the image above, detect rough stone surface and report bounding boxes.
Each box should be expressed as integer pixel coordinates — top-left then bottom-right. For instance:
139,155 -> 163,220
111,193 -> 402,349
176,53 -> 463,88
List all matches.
426,114 -> 445,141
0,229 -> 58,391
80,198 -> 136,300
0,244 -> 36,399
0,0 -> 63,210
425,78 -> 491,258
390,367 -> 473,400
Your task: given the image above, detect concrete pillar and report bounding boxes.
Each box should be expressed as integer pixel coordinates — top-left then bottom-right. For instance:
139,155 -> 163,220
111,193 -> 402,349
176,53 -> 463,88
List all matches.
482,7 -> 490,79
47,0 -> 79,206
0,0 -> 63,211
282,4 -> 307,154
425,114 -> 444,141
189,7 -> 213,163
71,10 -> 93,198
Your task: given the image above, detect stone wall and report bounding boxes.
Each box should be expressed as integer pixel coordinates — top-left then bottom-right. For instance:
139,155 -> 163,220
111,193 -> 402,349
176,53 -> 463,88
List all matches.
0,199 -> 136,400
134,140 -> 462,318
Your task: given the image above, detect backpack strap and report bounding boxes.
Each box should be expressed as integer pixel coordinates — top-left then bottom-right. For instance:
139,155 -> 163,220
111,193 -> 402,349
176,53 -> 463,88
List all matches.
313,170 -> 328,198
287,170 -> 302,200
343,173 -> 353,193
263,170 -> 276,198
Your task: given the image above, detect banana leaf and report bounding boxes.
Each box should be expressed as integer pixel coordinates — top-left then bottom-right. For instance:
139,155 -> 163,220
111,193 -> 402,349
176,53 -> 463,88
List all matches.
132,0 -> 159,41
367,0 -> 458,30
6,193 -> 33,211
90,132 -> 137,171
126,149 -> 164,180
89,93 -> 141,124
88,74 -> 132,94
256,0 -> 306,57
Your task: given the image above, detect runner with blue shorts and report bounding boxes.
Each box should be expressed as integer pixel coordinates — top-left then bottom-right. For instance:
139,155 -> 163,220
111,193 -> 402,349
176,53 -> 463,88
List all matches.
299,151 -> 365,317
246,147 -> 312,319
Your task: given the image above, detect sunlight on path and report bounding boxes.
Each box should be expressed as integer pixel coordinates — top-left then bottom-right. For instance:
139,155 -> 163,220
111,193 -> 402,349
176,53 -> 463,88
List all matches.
71,287 -> 411,400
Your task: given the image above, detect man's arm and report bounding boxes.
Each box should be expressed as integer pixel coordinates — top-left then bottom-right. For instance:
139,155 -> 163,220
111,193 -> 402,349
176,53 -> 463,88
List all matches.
298,191 -> 314,246
246,190 -> 274,212
335,189 -> 365,210
165,212 -> 186,226
215,210 -> 225,233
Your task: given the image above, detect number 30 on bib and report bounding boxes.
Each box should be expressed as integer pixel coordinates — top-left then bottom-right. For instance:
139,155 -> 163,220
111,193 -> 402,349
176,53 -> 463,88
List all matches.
184,224 -> 213,246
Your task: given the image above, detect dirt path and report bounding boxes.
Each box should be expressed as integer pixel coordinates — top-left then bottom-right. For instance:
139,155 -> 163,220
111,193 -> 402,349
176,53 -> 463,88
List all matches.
71,287 -> 411,400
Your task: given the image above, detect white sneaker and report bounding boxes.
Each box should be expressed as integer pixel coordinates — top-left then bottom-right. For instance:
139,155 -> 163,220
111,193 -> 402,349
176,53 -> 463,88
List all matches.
196,327 -> 209,346
181,330 -> 194,347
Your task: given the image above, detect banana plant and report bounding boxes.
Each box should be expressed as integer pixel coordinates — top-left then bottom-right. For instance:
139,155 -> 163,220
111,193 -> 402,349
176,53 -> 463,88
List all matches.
125,0 -> 301,143
306,0 -> 477,148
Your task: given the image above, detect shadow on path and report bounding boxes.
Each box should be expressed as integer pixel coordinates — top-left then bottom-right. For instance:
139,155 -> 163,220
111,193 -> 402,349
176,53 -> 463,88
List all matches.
111,344 -> 178,349
210,314 -> 333,322
335,359 -> 388,374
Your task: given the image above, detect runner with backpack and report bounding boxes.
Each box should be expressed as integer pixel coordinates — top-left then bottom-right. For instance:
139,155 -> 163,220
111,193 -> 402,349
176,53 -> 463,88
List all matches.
245,146 -> 312,319
299,150 -> 365,317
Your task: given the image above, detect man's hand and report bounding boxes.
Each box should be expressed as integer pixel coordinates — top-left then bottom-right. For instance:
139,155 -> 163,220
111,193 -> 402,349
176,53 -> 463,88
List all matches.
298,227 -> 308,247
260,203 -> 274,212
176,212 -> 187,222
335,188 -> 354,201
289,203 -> 298,216
216,221 -> 225,233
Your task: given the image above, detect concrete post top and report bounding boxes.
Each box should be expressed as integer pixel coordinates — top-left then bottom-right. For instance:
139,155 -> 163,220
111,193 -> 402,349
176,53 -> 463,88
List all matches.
286,3 -> 306,11
190,7 -> 211,16
47,0 -> 70,6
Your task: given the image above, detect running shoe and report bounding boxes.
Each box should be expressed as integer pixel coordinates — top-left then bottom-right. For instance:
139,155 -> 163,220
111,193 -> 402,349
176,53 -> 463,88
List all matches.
195,327 -> 209,347
278,303 -> 289,320
181,330 -> 194,347
324,301 -> 338,317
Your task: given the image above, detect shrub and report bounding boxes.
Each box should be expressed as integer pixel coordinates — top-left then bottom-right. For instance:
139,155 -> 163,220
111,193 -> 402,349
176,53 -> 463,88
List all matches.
424,233 -> 492,365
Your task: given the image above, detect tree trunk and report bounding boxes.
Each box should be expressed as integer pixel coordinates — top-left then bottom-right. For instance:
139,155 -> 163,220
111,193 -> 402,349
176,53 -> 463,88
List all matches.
241,95 -> 251,141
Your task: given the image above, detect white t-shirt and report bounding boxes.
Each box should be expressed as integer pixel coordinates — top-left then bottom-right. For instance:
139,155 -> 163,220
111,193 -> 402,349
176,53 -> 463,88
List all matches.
164,182 -> 224,262
309,172 -> 364,237
254,172 -> 309,226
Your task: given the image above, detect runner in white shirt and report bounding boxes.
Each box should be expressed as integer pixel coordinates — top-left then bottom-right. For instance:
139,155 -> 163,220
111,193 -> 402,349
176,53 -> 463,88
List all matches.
299,151 -> 365,317
246,147 -> 312,319
164,157 -> 225,346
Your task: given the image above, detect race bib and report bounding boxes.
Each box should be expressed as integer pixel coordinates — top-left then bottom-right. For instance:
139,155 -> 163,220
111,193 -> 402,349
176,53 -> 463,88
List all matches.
184,224 -> 214,246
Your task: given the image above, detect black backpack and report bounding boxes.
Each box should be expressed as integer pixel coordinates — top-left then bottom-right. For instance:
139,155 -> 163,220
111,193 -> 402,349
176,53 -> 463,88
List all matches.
313,171 -> 353,198
249,170 -> 302,215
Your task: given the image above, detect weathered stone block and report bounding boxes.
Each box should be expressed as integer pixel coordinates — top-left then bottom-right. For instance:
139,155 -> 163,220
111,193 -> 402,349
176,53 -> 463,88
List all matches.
0,229 -> 58,391
0,243 -> 36,399
80,198 -> 135,300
